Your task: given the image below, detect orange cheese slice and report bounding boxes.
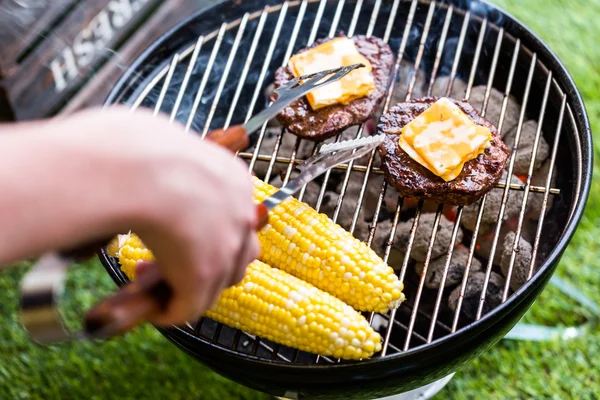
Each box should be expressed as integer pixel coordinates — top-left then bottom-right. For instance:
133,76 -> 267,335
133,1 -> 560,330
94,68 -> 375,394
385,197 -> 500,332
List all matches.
288,38 -> 375,111
399,98 -> 492,182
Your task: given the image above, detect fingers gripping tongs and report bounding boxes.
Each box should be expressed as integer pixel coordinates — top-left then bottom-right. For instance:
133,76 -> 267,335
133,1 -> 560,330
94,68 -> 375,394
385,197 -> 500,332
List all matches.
19,64 -> 385,344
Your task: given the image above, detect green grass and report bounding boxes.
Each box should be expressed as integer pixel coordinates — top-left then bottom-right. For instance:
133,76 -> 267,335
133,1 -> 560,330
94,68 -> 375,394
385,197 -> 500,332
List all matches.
1,0 -> 599,398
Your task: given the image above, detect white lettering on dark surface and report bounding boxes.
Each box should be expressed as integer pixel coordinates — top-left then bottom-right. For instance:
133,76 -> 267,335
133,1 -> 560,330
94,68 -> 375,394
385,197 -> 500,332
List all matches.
50,0 -> 149,92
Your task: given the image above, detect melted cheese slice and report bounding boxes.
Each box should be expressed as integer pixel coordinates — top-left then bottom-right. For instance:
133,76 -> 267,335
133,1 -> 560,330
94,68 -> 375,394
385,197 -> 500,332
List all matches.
399,97 -> 492,182
288,37 -> 376,110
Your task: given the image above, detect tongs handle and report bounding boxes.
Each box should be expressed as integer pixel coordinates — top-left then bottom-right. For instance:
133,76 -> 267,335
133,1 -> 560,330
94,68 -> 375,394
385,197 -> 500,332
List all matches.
205,125 -> 250,151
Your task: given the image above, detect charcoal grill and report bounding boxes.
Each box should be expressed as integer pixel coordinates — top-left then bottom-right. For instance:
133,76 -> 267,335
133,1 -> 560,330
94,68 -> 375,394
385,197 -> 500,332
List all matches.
100,0 -> 592,398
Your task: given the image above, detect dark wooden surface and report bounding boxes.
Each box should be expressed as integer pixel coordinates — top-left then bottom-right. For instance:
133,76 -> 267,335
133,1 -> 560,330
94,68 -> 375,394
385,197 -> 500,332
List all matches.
0,0 -> 220,121
63,0 -> 220,114
0,0 -> 78,79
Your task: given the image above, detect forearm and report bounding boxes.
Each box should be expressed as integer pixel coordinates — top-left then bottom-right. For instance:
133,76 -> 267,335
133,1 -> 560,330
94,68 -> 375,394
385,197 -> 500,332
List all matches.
0,117 -> 151,267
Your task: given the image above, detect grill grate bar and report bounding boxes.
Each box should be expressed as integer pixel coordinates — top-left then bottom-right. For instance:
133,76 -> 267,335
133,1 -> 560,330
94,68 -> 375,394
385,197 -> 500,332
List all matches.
427,207 -> 464,342
464,18 -> 487,100
247,2 -> 293,173
403,204 -> 443,350
405,2 -> 437,102
427,14 -> 487,337
374,0 -> 423,356
185,24 -> 228,132
480,29 -> 505,120
383,0 -> 401,44
201,14 -> 250,138
444,11 -> 470,97
426,5 -> 454,97
170,37 -> 204,123
476,41 -> 531,321
400,1 -> 478,350
381,311 -> 428,344
312,0 -> 379,365
251,1 -> 305,178
451,27 -> 505,329
452,197 -> 486,331
528,94 -> 566,279
291,0 -> 352,206
366,0 -> 381,38
308,0 -> 328,45
377,196 -> 405,354
154,54 -> 180,116
332,128 -> 364,222
242,1 -> 295,357
501,70 -> 552,302
348,0 -> 417,238
328,0 -> 346,38
348,0 -> 364,39
307,0 -> 386,215
382,1 -> 439,354
238,157 -> 560,195
502,69 -> 552,303
224,10 -> 269,129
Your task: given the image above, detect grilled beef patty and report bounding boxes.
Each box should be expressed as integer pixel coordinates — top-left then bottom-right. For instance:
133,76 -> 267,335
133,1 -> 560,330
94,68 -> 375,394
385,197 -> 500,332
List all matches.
378,97 -> 510,206
273,35 -> 394,141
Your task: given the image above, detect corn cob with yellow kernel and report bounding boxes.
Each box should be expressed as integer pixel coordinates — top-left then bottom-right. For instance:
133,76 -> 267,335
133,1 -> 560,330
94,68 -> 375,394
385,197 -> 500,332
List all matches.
252,177 -> 405,314
107,233 -> 154,280
107,235 -> 382,360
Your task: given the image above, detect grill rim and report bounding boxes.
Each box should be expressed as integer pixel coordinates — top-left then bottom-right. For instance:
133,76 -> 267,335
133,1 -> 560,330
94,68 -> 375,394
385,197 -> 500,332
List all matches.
99,0 -> 593,387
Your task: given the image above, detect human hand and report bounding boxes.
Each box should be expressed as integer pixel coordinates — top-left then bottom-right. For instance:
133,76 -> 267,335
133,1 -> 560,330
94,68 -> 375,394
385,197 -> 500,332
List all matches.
0,107 -> 260,326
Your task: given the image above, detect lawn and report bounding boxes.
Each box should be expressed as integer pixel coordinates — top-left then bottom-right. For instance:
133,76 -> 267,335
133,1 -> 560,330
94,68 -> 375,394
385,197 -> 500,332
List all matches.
1,0 -> 598,399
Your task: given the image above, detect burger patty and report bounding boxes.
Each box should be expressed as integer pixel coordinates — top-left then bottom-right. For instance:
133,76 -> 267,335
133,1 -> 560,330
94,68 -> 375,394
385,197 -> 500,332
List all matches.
273,35 -> 394,141
378,97 -> 510,206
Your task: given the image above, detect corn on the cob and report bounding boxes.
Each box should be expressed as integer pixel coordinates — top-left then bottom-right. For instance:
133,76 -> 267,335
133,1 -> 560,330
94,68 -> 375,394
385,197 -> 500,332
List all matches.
208,260 -> 382,359
107,235 -> 382,359
253,177 -> 405,313
107,233 -> 154,280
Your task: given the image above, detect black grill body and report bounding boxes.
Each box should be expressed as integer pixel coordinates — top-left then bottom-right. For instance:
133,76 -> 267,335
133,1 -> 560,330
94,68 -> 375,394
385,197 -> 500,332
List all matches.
101,1 -> 592,398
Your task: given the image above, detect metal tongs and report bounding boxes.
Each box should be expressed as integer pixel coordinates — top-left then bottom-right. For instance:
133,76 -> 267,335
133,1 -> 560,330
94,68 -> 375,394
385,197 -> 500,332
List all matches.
20,64 -> 385,345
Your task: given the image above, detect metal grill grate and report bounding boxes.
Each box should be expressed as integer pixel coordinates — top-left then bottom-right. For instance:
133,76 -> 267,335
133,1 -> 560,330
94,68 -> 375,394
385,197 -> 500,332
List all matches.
121,0 -> 579,365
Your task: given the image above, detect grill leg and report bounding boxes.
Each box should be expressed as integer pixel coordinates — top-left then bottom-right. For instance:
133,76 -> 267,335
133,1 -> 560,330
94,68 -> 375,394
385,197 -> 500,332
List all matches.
376,374 -> 455,400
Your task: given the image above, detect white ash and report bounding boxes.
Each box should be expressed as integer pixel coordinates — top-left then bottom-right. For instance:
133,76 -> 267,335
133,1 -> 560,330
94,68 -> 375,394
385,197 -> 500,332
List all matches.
395,213 -> 464,262
448,272 -> 506,320
468,86 -> 521,135
526,160 -> 557,221
461,172 -> 524,236
415,245 -> 482,289
428,76 -> 468,99
357,219 -> 393,254
473,209 -> 538,267
364,174 -> 396,214
500,232 -> 533,291
474,228 -> 508,267
503,120 -> 550,176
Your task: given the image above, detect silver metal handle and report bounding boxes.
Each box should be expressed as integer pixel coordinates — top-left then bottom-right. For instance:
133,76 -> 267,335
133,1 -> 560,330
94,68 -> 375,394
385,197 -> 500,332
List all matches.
243,64 -> 364,135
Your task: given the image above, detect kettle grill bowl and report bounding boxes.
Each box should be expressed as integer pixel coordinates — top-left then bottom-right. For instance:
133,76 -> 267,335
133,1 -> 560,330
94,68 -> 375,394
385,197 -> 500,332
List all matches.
101,0 -> 592,398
